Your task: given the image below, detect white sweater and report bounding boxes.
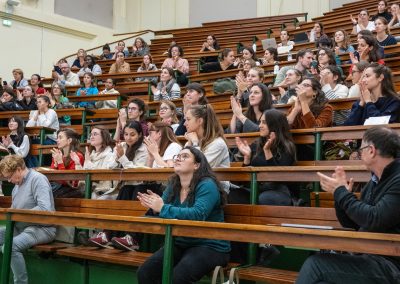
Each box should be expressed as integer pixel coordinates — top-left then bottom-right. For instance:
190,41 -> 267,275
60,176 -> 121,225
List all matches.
26,109 -> 60,141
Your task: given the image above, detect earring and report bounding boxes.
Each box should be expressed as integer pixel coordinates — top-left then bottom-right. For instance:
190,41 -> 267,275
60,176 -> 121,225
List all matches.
312,94 -> 317,99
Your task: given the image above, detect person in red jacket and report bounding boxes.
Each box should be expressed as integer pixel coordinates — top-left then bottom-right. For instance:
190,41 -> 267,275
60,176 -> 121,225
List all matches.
50,128 -> 84,198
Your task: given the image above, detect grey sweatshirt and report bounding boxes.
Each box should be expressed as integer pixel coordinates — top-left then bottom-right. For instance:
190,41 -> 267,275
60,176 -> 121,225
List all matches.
12,169 -> 56,234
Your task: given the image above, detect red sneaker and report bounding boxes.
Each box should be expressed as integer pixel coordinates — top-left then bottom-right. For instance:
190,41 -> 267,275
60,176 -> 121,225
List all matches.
88,232 -> 111,248
111,234 -> 139,251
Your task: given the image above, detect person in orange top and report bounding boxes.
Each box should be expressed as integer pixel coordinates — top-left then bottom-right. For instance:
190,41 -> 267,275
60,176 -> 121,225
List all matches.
50,128 -> 84,198
286,77 -> 333,129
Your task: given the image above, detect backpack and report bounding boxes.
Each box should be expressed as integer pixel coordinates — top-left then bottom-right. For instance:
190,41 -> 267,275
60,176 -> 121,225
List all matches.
213,78 -> 236,95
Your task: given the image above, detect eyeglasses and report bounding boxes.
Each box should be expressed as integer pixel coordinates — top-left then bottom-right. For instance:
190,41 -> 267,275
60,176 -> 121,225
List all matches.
301,83 -> 312,88
159,107 -> 170,111
318,53 -> 327,56
172,153 -> 191,162
357,144 -> 372,156
128,107 -> 139,112
90,132 -> 100,137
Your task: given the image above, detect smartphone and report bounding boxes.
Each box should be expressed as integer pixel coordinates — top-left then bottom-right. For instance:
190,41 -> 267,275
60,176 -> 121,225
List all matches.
311,60 -> 318,69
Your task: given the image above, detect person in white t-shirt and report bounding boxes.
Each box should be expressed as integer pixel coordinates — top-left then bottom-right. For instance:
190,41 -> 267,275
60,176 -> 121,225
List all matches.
351,9 -> 376,34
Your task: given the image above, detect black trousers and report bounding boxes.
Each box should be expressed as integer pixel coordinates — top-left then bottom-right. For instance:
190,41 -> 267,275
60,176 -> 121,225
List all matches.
296,252 -> 400,284
137,245 -> 230,284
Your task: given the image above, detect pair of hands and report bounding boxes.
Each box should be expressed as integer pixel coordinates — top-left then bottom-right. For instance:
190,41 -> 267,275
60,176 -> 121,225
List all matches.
51,148 -> 82,166
143,136 -> 159,157
319,68 -> 334,86
138,190 -> 164,213
1,135 -> 12,147
236,71 -> 248,93
235,132 -> 276,160
318,166 -> 354,193
350,14 -> 363,25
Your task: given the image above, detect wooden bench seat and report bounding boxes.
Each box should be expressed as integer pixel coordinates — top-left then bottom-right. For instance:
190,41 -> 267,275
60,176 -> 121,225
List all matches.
58,246 -> 151,267
32,242 -> 75,252
237,266 -> 298,284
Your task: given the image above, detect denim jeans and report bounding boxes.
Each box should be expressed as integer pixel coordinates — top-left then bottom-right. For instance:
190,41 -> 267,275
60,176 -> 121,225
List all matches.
0,226 -> 56,284
296,252 -> 400,284
137,245 -> 230,284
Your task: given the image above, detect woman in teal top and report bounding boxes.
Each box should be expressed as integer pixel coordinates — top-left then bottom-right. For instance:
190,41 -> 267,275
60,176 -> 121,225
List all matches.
75,72 -> 98,108
137,146 -> 230,284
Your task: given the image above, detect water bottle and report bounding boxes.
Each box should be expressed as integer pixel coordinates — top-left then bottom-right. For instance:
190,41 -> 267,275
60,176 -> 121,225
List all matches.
287,51 -> 292,61
273,62 -> 280,75
252,42 -> 257,52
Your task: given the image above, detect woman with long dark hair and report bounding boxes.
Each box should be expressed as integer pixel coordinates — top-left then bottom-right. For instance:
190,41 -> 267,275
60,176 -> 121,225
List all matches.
229,83 -> 273,133
236,109 -> 297,205
137,146 -> 230,284
114,98 -> 149,140
287,77 -> 333,129
1,116 -> 37,167
51,128 -> 85,197
344,63 -> 400,125
151,67 -> 180,101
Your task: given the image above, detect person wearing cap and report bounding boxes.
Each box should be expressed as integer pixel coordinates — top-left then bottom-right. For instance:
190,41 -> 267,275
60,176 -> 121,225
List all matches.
0,86 -> 24,111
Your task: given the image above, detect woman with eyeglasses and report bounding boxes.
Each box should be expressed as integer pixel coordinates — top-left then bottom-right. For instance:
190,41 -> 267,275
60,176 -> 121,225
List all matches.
287,77 -> 332,129
229,83 -> 273,134
74,127 -> 115,199
313,48 -> 338,75
344,63 -> 400,126
158,100 -> 179,132
351,9 -> 376,35
348,61 -> 370,98
236,109 -> 297,205
184,104 -> 230,192
44,82 -> 71,126
137,146 -> 230,284
77,55 -> 102,76
114,98 -> 149,141
130,37 -> 150,57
